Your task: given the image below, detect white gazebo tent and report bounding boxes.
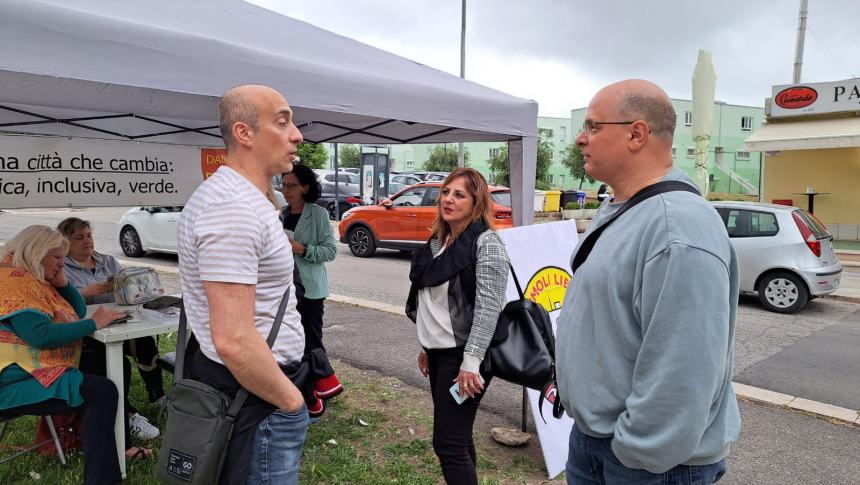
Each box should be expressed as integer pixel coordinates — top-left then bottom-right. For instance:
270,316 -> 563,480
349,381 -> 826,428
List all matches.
0,0 -> 538,224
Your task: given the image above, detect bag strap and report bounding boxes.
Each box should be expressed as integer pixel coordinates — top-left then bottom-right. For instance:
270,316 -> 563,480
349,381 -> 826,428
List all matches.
508,262 -> 525,300
175,284 -> 292,418
570,180 -> 699,275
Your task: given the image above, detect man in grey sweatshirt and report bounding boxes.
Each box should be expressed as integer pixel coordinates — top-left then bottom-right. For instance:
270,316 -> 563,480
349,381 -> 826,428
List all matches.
555,79 -> 741,484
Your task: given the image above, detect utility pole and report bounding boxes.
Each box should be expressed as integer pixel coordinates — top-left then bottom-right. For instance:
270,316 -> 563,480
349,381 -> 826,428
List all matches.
457,0 -> 466,168
793,0 -> 808,83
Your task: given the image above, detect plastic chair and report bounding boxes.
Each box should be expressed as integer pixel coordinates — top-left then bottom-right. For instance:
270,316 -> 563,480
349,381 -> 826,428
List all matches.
0,414 -> 67,465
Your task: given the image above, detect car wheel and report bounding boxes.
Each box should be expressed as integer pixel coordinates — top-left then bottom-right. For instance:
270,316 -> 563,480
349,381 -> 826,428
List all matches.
119,226 -> 145,257
347,226 -> 376,258
758,271 -> 808,314
327,202 -> 337,220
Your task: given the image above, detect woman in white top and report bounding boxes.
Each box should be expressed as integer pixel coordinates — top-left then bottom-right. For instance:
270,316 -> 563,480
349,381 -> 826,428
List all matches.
405,168 -> 509,485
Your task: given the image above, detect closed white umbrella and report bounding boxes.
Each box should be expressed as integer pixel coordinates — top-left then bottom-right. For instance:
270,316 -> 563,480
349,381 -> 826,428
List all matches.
692,50 -> 716,197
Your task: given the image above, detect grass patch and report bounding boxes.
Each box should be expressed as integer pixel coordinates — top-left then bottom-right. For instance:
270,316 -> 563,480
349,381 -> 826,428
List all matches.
1,347 -> 557,484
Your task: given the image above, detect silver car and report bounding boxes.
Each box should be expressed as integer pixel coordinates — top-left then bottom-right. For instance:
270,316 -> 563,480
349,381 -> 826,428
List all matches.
711,201 -> 842,313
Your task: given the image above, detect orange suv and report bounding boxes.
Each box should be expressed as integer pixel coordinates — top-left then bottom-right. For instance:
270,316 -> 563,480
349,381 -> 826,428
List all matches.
338,182 -> 513,257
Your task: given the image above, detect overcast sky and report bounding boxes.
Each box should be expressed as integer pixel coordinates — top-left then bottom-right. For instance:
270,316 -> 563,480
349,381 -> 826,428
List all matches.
249,0 -> 859,118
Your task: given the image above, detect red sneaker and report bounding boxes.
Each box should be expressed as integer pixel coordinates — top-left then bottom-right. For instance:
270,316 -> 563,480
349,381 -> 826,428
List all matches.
314,374 -> 344,400
307,395 -> 325,417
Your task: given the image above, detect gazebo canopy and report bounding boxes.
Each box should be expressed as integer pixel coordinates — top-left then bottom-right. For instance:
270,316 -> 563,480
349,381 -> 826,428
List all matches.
0,0 -> 538,222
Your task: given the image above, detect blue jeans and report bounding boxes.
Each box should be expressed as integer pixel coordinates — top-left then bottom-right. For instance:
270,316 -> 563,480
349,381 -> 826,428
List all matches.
246,405 -> 309,485
566,424 -> 726,484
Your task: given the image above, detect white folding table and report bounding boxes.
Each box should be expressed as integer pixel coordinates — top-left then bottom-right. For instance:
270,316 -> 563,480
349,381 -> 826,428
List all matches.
88,305 -> 178,478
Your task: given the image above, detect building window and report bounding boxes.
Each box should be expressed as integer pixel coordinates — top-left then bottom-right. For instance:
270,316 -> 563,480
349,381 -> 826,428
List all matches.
737,150 -> 750,160
741,116 -> 754,131
559,175 -> 565,186
672,146 -> 677,156
406,160 -> 415,169
549,174 -> 555,184
489,147 -> 501,158
559,126 -> 567,143
544,129 -> 554,139
686,147 -> 696,157
684,111 -> 693,126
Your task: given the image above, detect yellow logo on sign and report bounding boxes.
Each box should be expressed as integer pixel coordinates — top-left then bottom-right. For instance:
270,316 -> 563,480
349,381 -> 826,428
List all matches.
525,266 -> 571,313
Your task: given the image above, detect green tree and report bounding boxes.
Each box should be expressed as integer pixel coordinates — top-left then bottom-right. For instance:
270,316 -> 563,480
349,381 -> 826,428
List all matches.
338,144 -> 360,169
423,145 -> 468,172
487,145 -> 509,186
535,129 -> 553,190
296,142 -> 328,169
561,143 -> 593,189
487,137 -> 551,190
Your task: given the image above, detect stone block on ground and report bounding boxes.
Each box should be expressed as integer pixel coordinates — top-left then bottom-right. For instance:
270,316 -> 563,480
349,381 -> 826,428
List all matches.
491,427 -> 531,447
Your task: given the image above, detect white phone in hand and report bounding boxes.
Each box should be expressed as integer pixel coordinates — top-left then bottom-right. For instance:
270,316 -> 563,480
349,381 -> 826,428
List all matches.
449,383 -> 469,405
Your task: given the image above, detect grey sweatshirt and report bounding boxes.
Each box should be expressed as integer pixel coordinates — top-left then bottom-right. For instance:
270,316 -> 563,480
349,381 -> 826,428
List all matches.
556,168 -> 741,473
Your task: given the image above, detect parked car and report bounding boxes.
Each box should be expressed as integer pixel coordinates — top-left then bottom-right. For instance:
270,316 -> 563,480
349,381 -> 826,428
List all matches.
408,171 -> 449,182
338,182 -> 513,257
391,174 -> 423,187
118,206 -> 182,256
318,182 -> 363,219
711,201 -> 842,313
315,170 -> 360,185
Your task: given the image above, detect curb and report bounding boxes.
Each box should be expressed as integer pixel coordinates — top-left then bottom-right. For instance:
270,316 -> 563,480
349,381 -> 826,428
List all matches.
823,293 -> 860,305
733,383 -> 859,426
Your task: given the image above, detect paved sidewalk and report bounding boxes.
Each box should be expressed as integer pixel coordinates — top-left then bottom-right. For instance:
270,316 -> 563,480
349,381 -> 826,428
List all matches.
831,264 -> 860,301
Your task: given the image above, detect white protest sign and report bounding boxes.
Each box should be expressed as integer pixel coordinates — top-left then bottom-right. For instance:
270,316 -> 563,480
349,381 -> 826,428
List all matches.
498,219 -> 580,479
0,134 -> 211,208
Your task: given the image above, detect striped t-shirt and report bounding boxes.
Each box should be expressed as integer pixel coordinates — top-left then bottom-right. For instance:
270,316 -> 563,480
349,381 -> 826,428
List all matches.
177,166 -> 304,366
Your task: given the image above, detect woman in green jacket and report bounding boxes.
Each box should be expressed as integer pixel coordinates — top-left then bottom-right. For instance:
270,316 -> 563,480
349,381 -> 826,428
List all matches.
280,164 -> 342,414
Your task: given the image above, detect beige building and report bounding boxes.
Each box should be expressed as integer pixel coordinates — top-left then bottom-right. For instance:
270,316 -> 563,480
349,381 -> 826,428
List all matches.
745,78 -> 860,241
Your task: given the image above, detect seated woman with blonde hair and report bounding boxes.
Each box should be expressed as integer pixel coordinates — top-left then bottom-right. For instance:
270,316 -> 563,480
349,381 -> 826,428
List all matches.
0,225 -> 149,485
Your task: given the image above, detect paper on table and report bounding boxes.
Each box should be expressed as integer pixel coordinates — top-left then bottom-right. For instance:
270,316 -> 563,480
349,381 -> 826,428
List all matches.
85,303 -> 142,322
140,308 -> 180,325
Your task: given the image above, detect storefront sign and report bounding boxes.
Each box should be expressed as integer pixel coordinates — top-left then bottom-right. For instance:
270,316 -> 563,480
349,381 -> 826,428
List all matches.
771,78 -> 860,118
0,134 -> 207,208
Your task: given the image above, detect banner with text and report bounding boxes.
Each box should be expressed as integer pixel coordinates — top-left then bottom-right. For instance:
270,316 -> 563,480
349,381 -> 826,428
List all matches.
498,219 -> 580,479
0,135 -> 210,208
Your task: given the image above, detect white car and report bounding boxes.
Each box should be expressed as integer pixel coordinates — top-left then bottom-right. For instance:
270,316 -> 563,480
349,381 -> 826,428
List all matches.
711,201 -> 842,313
118,206 -> 181,256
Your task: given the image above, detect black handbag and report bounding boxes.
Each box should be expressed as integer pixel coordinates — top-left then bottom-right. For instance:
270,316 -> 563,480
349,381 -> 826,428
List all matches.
486,264 -> 556,391
156,286 -> 290,485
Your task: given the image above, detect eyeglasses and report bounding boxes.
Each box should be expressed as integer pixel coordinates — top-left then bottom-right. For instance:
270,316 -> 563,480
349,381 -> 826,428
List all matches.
579,120 -> 636,135
282,183 -> 302,190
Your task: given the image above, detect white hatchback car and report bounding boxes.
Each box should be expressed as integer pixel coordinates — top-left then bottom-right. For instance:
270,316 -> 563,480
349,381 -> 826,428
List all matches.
118,206 -> 181,256
711,201 -> 842,313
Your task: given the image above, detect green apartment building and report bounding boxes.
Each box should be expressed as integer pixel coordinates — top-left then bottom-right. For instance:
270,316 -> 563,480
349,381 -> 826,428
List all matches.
355,100 -> 764,195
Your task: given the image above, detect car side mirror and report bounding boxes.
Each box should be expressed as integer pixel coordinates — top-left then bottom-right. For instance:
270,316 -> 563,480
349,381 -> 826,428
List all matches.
382,199 -> 393,208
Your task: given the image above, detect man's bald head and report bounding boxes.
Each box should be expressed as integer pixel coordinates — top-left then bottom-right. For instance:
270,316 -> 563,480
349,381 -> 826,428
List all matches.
597,80 -> 676,143
219,85 -> 280,149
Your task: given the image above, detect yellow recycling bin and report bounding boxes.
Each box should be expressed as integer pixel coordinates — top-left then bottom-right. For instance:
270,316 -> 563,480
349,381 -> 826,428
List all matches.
543,190 -> 561,212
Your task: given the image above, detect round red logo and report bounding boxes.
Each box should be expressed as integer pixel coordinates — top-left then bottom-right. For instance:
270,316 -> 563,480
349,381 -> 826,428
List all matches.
775,86 -> 818,109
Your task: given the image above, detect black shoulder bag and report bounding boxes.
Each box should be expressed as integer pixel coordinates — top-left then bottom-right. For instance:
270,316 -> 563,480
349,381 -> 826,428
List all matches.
157,286 -> 291,485
486,263 -> 555,392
